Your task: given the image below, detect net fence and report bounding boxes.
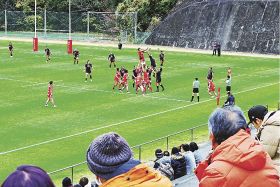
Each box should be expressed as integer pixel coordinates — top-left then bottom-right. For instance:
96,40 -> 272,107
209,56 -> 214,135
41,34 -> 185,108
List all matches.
0,10 -> 139,43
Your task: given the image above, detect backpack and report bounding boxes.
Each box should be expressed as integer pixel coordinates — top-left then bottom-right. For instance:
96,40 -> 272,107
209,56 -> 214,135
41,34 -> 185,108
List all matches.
155,162 -> 174,180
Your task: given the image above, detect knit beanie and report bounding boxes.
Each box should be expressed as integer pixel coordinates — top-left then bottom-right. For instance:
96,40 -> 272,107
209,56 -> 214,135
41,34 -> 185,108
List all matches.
86,132 -> 132,179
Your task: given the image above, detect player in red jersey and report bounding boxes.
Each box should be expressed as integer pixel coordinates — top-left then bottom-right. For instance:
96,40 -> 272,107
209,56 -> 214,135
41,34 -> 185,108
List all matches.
112,68 -> 121,91
143,69 -> 152,93
227,67 -> 232,78
121,70 -> 129,93
208,79 -> 217,98
137,48 -> 148,67
45,81 -> 56,107
135,74 -> 144,95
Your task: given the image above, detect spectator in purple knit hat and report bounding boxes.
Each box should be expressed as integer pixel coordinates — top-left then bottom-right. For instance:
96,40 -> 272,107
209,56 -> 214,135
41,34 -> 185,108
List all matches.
86,132 -> 172,187
1,165 -> 55,187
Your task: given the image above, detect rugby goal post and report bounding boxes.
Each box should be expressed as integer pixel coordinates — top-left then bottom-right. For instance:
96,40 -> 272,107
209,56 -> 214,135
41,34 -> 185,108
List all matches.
33,0 -> 38,52
217,87 -> 221,106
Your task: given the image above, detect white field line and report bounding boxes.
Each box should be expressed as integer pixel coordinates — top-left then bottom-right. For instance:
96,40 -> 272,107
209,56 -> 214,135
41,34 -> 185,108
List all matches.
56,84 -> 187,102
1,77 -> 188,102
22,80 -> 63,87
0,81 -> 278,156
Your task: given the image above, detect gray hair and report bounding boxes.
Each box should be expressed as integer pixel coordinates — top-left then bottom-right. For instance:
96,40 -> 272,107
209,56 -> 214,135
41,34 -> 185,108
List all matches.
208,106 -> 247,144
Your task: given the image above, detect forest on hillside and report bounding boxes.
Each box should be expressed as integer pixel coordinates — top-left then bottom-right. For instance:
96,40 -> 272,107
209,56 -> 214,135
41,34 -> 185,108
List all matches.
0,0 -> 179,31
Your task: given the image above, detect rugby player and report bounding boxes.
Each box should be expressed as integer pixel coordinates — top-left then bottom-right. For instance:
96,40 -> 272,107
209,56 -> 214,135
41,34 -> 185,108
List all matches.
155,67 -> 164,92
8,42 -> 13,57
73,49 -> 80,64
45,81 -> 56,107
159,51 -> 165,66
84,60 -> 93,82
208,79 -> 217,97
108,52 -> 116,68
45,47 -> 51,63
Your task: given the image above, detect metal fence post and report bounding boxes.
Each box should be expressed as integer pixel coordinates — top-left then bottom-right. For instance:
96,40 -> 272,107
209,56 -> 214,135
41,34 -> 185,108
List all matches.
44,8 -> 47,38
87,11 -> 89,39
138,145 -> 141,161
191,128 -> 194,141
134,12 -> 137,43
4,10 -> 7,35
71,166 -> 74,183
166,136 -> 169,151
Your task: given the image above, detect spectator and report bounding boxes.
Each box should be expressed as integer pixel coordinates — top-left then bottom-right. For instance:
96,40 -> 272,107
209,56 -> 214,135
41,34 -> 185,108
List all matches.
195,106 -> 279,187
180,144 -> 196,175
224,91 -> 235,106
118,43 -> 122,50
73,177 -> 89,187
86,132 -> 172,187
162,150 -> 172,165
217,43 -> 221,56
212,42 -> 217,56
1,165 -> 55,187
248,105 -> 280,172
163,150 -> 170,156
189,142 -> 203,166
171,147 -> 186,179
154,149 -> 171,165
155,148 -> 163,161
154,149 -> 174,180
62,177 -> 73,187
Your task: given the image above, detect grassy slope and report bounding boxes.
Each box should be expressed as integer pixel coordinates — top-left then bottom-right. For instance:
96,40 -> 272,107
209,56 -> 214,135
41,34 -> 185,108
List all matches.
0,41 -> 279,182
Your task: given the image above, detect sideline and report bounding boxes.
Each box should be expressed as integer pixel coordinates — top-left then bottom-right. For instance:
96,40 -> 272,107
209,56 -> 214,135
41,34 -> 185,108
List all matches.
1,36 -> 279,59
0,81 -> 278,155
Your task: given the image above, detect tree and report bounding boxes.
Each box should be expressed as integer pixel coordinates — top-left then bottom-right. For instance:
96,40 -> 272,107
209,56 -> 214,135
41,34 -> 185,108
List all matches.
117,0 -> 178,31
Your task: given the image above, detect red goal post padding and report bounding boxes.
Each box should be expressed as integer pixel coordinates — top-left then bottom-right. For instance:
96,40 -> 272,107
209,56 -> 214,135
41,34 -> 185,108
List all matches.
33,38 -> 38,52
67,40 -> 73,54
217,87 -> 221,106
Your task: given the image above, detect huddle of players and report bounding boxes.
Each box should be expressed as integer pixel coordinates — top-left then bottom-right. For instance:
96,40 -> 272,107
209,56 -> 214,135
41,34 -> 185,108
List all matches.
111,48 -> 165,94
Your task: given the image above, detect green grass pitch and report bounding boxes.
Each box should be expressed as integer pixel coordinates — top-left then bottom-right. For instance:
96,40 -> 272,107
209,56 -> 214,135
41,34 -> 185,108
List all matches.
0,40 -> 279,183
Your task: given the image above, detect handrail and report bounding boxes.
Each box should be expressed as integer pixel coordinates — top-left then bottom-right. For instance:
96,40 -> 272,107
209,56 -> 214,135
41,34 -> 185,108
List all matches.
48,123 -> 208,175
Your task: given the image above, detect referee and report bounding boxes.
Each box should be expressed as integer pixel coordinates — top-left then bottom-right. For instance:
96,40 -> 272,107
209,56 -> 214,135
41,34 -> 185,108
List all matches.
191,78 -> 200,102
225,75 -> 231,92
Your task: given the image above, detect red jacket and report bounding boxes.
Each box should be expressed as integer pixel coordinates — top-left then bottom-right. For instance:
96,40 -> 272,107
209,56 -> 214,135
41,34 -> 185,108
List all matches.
195,130 -> 279,187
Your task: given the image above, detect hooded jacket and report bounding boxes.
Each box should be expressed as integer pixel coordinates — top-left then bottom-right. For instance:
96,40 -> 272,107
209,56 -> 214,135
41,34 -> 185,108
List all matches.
195,130 -> 279,187
99,163 -> 172,187
171,153 -> 186,179
259,110 -> 280,172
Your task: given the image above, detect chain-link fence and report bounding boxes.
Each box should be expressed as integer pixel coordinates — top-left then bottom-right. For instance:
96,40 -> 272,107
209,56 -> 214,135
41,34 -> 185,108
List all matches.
0,10 -> 139,43
48,124 -> 209,186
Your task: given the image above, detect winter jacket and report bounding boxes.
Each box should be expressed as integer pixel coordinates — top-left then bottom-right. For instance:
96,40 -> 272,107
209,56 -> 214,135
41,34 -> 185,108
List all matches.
157,156 -> 171,165
195,129 -> 279,187
193,150 -> 203,166
182,151 -> 196,175
100,163 -> 172,187
259,110 -> 280,172
171,153 -> 186,179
